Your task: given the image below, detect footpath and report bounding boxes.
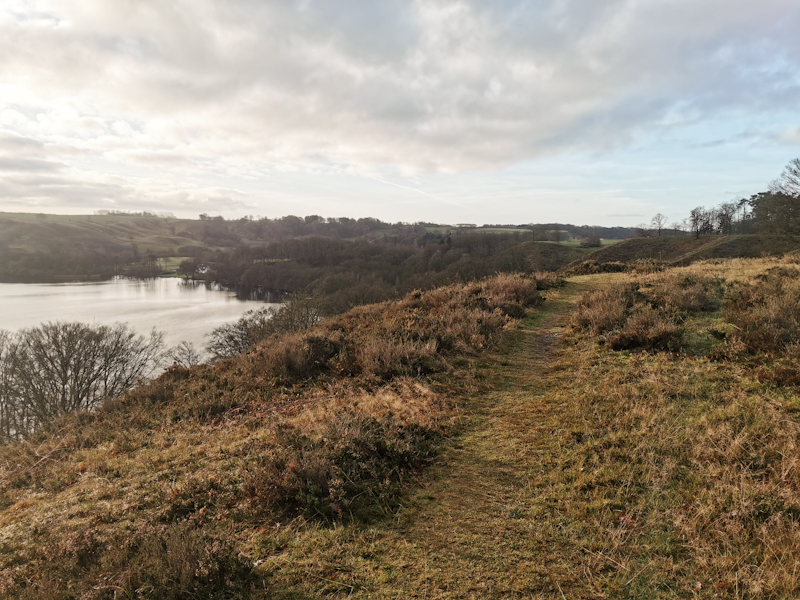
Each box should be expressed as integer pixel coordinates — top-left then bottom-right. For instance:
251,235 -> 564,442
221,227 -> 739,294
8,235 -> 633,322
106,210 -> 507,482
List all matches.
360,281 -> 593,599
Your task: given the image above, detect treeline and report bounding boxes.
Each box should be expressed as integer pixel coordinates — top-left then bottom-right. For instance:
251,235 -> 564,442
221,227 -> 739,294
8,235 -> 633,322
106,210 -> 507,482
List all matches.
640,158 -> 800,238
529,223 -> 635,240
0,210 -> 620,283
0,244 -> 137,282
182,231 -> 536,313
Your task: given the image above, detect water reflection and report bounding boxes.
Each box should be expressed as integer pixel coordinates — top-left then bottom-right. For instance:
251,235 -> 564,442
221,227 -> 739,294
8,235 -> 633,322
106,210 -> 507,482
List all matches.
0,277 -> 280,351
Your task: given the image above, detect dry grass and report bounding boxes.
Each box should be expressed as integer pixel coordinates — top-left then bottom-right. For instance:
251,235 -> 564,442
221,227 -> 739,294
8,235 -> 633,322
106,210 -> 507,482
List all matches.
6,261 -> 800,598
0,273 -> 550,599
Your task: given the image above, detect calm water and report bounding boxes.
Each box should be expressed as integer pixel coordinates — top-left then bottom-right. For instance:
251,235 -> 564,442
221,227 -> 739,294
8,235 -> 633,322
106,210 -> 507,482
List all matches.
0,277 -> 278,353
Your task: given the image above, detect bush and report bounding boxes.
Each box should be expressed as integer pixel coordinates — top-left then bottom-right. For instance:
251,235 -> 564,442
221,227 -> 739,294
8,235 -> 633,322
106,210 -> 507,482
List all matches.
571,285 -> 639,335
206,292 -> 329,361
571,283 -> 681,351
245,413 -> 441,521
606,305 -> 680,351
563,260 -> 627,276
9,523 -> 250,599
649,274 -> 723,314
579,235 -> 602,248
722,267 -> 800,353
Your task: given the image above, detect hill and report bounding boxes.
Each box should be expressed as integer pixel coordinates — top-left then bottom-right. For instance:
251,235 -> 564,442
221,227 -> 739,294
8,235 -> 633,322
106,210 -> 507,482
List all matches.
0,213 -> 597,283
4,258 -> 800,597
568,234 -> 800,268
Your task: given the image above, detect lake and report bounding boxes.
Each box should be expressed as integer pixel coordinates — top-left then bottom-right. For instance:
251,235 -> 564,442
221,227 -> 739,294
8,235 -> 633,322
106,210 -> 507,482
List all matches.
0,277 -> 279,355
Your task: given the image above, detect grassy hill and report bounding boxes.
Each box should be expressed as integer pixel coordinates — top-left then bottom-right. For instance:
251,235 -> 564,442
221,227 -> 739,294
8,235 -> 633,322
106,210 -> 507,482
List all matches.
568,234 -> 800,269
0,213 -> 199,255
0,213 -> 594,284
3,258 -> 800,597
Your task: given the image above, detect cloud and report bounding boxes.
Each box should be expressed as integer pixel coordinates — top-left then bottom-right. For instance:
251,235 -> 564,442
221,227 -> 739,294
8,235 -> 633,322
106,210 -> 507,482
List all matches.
779,127 -> 800,145
0,0 -> 798,213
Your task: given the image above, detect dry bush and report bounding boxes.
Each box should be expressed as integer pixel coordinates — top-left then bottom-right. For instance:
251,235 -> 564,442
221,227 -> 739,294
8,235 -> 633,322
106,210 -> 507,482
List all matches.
647,273 -> 723,314
570,284 -> 639,335
245,382 -> 450,521
606,305 -> 679,351
6,523 -> 250,599
628,258 -> 667,274
572,283 -> 684,351
479,272 -> 548,306
355,338 -> 445,379
722,266 -> 800,353
563,260 -> 627,276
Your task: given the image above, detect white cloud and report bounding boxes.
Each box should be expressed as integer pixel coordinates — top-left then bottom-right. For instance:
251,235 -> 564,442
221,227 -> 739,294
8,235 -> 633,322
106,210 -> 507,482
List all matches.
0,0 -> 798,216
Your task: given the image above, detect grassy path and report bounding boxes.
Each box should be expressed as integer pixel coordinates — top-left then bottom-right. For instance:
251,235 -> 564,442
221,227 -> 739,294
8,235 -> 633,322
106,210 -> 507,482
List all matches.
354,281 -> 595,598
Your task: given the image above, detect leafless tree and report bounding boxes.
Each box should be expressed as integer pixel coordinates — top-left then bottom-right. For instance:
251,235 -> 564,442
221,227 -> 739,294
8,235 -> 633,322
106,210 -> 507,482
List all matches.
770,158 -> 800,197
206,293 -> 329,361
651,213 -> 668,236
206,307 -> 276,361
0,322 -> 164,440
715,202 -> 739,235
689,207 -> 713,239
167,341 -> 204,368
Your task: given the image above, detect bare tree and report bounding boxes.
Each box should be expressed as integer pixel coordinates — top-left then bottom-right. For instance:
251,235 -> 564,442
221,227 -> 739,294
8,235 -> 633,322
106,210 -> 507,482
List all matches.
206,307 -> 276,361
206,292 -> 329,361
715,202 -> 738,235
651,213 -> 668,237
0,322 -> 164,439
770,158 -> 800,197
689,207 -> 708,239
167,341 -> 204,368
0,332 -> 19,441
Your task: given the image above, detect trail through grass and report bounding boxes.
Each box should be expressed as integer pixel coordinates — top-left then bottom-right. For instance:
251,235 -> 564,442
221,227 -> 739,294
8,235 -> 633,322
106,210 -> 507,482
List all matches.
265,265 -> 800,598
365,281 -> 594,598
260,280 -> 603,598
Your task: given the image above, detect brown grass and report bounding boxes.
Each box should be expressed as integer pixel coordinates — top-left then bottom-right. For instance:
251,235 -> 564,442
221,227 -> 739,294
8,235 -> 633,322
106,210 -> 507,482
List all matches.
8,261 -> 800,598
0,273 -> 550,598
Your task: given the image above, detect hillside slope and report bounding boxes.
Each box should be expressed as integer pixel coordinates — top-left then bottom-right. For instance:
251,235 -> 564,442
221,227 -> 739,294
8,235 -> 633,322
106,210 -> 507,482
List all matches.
3,259 -> 800,597
569,234 -> 800,268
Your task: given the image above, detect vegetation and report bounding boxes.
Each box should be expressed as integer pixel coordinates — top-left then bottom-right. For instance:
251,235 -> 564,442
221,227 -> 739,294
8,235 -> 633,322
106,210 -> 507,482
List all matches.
567,233 -> 800,272
5,256 -> 800,597
0,212 -> 606,284
0,323 -> 164,440
0,272 -> 557,598
8,190 -> 800,597
205,292 -> 329,361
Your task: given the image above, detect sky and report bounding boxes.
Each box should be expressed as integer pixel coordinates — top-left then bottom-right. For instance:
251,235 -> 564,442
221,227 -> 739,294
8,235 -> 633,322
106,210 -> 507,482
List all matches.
1,0 -> 799,227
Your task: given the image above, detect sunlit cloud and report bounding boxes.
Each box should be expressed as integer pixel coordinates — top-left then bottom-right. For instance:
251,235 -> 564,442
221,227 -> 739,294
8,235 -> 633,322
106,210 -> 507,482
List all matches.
0,0 -> 799,222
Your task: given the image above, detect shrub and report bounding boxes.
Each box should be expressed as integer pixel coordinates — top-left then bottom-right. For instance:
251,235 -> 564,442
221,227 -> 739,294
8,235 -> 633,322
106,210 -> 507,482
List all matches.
606,305 -> 680,351
722,267 -> 800,353
649,274 -> 723,314
627,258 -> 667,274
570,285 -> 639,335
579,235 -> 602,248
245,412 -> 441,521
9,523 -> 250,600
571,282 -> 681,351
564,260 -> 627,276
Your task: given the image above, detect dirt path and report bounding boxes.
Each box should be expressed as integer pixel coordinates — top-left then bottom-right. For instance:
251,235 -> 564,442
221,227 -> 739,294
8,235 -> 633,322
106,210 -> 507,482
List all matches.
361,280 -> 592,599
